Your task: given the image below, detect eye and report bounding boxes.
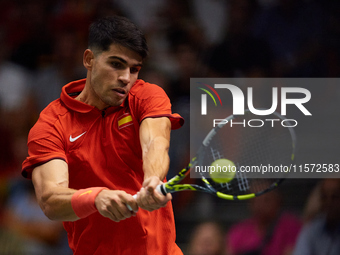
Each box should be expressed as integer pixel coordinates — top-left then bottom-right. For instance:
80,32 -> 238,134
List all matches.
130,67 -> 141,74
111,61 -> 123,69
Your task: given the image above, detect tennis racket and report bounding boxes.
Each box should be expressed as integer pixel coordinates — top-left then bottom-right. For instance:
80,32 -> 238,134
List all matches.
128,110 -> 296,210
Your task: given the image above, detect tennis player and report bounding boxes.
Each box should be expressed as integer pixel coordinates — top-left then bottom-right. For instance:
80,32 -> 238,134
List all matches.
22,16 -> 184,255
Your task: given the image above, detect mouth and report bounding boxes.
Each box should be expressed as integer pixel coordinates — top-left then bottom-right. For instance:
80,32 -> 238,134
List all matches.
112,88 -> 127,96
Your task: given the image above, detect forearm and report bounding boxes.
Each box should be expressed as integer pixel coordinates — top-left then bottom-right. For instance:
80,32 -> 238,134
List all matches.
140,117 -> 171,181
37,186 -> 79,221
32,159 -> 79,221
32,159 -> 138,222
142,136 -> 170,181
137,117 -> 172,211
138,140 -> 173,211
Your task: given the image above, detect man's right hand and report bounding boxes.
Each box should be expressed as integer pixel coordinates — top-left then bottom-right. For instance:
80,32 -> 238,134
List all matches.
95,189 -> 138,222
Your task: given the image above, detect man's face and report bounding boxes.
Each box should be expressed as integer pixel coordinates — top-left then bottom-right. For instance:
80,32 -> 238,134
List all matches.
86,44 -> 143,109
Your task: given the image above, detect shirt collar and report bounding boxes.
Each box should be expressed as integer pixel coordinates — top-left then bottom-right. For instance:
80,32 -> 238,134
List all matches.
60,78 -> 127,113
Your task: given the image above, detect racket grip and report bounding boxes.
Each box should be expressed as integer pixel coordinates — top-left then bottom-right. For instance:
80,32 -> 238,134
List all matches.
126,185 -> 165,211
126,194 -> 137,211
156,184 -> 167,196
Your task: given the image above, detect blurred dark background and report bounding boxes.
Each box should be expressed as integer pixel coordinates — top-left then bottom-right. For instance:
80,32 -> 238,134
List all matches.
0,0 -> 339,254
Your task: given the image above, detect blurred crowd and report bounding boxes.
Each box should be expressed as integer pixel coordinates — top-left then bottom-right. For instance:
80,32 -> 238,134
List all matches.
186,178 -> 340,255
0,0 -> 339,254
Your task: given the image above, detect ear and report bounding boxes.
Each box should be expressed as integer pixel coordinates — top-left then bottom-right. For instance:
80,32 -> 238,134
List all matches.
83,49 -> 94,70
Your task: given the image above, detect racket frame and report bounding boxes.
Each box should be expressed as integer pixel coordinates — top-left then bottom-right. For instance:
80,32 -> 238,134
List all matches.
159,110 -> 296,200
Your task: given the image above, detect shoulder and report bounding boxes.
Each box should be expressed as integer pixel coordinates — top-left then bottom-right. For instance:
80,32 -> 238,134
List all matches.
29,99 -> 68,140
129,79 -> 168,100
41,99 -> 68,120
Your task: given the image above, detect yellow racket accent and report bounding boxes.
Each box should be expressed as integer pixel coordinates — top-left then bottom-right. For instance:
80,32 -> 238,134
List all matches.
216,192 -> 256,200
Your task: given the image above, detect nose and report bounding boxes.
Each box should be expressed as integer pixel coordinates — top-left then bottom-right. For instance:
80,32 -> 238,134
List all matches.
118,68 -> 130,85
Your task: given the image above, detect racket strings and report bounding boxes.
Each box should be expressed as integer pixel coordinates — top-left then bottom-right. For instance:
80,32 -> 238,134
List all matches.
200,112 -> 295,196
210,147 -> 224,161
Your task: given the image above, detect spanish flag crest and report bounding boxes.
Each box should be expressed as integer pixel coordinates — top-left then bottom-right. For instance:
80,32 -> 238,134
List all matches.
118,113 -> 133,129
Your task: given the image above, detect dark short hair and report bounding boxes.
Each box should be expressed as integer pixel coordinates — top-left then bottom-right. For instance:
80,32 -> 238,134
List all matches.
88,16 -> 148,59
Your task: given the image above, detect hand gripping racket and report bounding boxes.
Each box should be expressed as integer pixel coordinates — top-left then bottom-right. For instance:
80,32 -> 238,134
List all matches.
128,110 -> 296,210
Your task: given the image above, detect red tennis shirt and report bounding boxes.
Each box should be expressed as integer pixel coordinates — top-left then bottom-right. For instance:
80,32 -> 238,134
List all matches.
22,79 -> 184,255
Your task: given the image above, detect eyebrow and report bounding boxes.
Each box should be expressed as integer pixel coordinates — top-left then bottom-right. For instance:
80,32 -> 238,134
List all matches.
108,56 -> 143,67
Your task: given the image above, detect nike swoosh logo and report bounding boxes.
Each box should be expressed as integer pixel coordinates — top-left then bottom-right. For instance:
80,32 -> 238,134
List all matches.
69,132 -> 87,142
78,190 -> 92,197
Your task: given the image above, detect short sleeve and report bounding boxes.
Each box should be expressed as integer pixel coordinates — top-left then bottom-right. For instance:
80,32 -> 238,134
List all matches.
129,81 -> 184,130
22,115 -> 66,179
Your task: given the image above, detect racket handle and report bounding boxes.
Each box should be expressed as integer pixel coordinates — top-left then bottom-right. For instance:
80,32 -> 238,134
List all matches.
126,185 -> 165,211
126,194 -> 137,211
156,184 -> 165,195
126,203 -> 134,211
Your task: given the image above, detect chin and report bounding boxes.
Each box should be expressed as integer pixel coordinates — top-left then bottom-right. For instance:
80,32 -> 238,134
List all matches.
111,99 -> 124,107
104,96 -> 125,107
